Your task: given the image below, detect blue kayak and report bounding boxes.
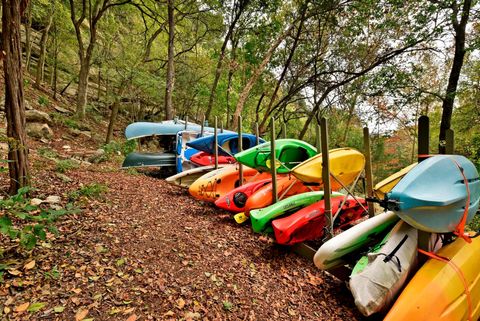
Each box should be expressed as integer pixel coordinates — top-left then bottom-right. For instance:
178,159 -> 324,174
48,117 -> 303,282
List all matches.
125,120 -> 233,140
186,133 -> 264,156
387,155 -> 480,233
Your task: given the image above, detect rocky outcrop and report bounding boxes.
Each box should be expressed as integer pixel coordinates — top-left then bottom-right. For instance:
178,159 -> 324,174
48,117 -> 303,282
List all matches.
26,122 -> 53,139
25,109 -> 53,125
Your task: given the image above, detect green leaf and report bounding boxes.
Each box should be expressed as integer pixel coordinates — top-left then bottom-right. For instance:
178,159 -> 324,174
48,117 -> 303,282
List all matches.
27,302 -> 46,312
115,258 -> 125,267
20,233 -> 37,250
33,224 -> 47,241
53,306 -> 65,313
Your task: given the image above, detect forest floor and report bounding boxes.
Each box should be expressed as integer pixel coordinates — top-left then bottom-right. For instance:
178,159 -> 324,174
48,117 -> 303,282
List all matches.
0,82 -> 363,320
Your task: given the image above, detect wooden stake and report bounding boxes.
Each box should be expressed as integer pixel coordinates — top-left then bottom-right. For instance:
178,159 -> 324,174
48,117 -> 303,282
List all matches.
255,122 -> 260,145
200,114 -> 205,136
282,122 -> 287,139
214,116 -> 218,169
184,115 -> 188,130
316,122 -> 321,153
363,127 -> 375,218
220,119 -> 224,133
446,129 -> 454,154
417,115 -> 430,262
238,115 -> 243,186
271,118 -> 278,203
320,117 -> 332,239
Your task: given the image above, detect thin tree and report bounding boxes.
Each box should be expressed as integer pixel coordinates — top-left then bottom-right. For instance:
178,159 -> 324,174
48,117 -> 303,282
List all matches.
164,0 -> 175,120
35,1 -> 54,88
2,0 -> 30,194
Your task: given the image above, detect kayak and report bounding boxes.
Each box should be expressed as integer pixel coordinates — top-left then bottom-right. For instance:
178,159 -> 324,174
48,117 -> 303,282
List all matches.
188,164 -> 259,202
373,163 -> 417,199
122,152 -> 176,168
125,120 -> 232,140
250,191 -> 343,234
187,133 -> 264,156
244,175 -> 316,216
350,220 -> 418,316
291,148 -> 365,188
176,130 -> 201,172
313,211 -> 399,270
272,196 -> 367,245
190,151 -> 236,167
384,236 -> 480,321
387,155 -> 480,233
165,165 -> 227,188
214,178 -> 273,213
234,139 -> 317,174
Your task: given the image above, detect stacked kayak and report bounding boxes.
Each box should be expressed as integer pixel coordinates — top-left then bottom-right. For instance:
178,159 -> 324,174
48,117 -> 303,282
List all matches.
166,164 -> 228,188
176,130 -> 203,172
125,120 -> 233,139
190,151 -> 236,167
122,152 -> 176,168
373,163 -> 417,199
187,133 -> 264,156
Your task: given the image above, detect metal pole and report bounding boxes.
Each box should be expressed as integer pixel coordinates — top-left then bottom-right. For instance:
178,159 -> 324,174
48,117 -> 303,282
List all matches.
200,114 -> 205,136
238,116 -> 243,186
320,117 -> 332,239
255,122 -> 260,145
184,116 -> 188,130
363,127 -> 375,218
214,116 -> 218,169
316,122 -> 321,153
271,118 -> 278,203
417,115 -> 430,262
446,129 -> 454,154
282,122 -> 287,139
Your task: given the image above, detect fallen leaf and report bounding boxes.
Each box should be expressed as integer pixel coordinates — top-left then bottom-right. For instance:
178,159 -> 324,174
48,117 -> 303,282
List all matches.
14,302 -> 29,312
4,306 -> 11,314
54,306 -> 65,313
164,310 -> 175,316
8,269 -> 22,276
123,307 -> 135,315
27,302 -> 46,313
116,258 -> 126,266
75,308 -> 89,321
72,288 -> 82,294
24,260 -> 36,270
125,314 -> 137,321
177,298 -> 185,309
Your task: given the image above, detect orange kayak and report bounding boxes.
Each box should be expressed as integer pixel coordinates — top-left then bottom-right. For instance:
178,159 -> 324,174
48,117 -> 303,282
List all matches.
244,175 -> 318,216
188,164 -> 259,202
384,236 -> 480,321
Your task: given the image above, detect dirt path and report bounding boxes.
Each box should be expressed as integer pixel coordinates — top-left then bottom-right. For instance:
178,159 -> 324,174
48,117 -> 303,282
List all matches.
1,169 -> 362,320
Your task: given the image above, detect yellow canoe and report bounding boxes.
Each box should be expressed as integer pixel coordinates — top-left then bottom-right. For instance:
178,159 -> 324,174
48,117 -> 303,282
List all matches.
384,236 -> 480,321
291,148 -> 365,189
373,163 -> 417,199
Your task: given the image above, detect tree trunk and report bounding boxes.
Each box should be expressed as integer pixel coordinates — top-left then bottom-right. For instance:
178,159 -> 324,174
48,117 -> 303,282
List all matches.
35,11 -> 54,88
226,36 -> 239,128
232,24 -> 294,129
164,0 -> 175,120
52,21 -> 58,99
2,0 -> 30,194
24,0 -> 32,72
438,0 -> 471,154
106,87 -> 124,144
205,0 -> 249,121
76,58 -> 90,118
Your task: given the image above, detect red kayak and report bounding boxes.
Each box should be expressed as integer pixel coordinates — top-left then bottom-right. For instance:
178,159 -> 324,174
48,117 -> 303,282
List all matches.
272,196 -> 367,245
190,151 -> 236,167
214,178 -> 273,213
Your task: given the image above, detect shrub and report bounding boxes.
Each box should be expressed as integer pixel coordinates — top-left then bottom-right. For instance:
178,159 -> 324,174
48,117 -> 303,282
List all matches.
103,140 -> 137,156
55,159 -> 79,173
38,95 -> 49,106
68,183 -> 108,201
38,147 -> 58,159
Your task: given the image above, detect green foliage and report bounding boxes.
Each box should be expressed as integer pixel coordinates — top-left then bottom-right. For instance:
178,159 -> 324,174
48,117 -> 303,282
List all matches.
38,147 -> 58,159
468,215 -> 480,232
222,301 -> 234,311
68,183 -> 108,201
103,140 -> 137,156
55,159 -> 79,173
0,187 -> 76,250
38,95 -> 49,106
44,265 -> 61,280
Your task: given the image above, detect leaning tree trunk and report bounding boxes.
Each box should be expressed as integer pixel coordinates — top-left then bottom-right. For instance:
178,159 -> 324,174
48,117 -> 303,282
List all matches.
2,0 -> 30,194
35,12 -> 54,88
164,0 -> 175,120
438,0 -> 471,154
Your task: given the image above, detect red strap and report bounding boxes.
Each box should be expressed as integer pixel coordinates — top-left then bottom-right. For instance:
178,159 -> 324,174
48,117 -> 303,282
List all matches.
418,248 -> 472,321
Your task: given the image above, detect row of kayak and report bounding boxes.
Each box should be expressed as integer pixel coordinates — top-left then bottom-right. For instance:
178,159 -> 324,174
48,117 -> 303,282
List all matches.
163,136 -> 480,320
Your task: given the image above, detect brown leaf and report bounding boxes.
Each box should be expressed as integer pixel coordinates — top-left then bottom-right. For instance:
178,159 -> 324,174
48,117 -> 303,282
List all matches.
75,308 -> 89,321
14,302 -> 29,312
72,288 -> 82,294
125,314 -> 137,321
24,260 -> 36,270
177,298 -> 186,309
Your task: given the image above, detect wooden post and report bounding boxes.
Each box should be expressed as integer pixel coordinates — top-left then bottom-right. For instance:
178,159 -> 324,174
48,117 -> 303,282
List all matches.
417,115 -> 430,262
200,114 -> 205,136
220,119 -> 224,133
214,116 -> 218,169
320,117 -> 333,239
271,118 -> 278,203
184,115 -> 188,130
255,122 -> 260,145
282,122 -> 287,139
316,122 -> 321,153
238,115 -> 243,186
363,127 -> 375,218
446,129 -> 454,154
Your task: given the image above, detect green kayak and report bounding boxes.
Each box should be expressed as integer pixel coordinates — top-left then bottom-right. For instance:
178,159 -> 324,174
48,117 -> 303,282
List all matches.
122,152 -> 176,168
250,191 -> 343,233
234,139 -> 317,174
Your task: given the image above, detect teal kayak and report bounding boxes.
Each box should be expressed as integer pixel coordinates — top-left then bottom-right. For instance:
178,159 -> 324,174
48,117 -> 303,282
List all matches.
234,139 -> 317,174
387,155 -> 480,233
250,191 -> 343,233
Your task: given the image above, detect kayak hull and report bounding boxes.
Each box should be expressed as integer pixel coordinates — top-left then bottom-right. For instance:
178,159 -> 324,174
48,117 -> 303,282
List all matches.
214,178 -> 273,213
373,163 -> 417,199
187,133 -> 264,156
122,152 -> 176,168
166,165 -> 227,188
190,151 -> 236,167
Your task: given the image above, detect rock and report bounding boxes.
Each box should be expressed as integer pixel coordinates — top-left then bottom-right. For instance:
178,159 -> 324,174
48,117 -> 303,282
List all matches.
88,148 -> 106,163
25,109 -> 52,125
0,143 -> 8,152
30,198 -> 43,206
40,138 -> 49,144
25,100 -> 33,110
69,128 -> 92,139
45,195 -> 61,204
55,173 -> 72,183
54,105 -> 72,114
50,204 -> 63,210
26,123 -> 53,139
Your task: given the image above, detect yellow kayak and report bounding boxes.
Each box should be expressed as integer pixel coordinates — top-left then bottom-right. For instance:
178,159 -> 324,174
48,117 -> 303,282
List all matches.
291,148 -> 365,189
384,236 -> 480,321
373,163 -> 417,199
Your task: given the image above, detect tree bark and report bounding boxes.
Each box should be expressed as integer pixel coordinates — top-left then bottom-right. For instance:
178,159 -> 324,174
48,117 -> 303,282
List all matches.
2,0 -> 30,194
105,86 -> 125,144
205,0 -> 249,121
24,0 -> 32,72
231,24 -> 294,130
438,0 -> 471,154
164,0 -> 175,120
35,7 -> 54,88
76,58 -> 90,118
